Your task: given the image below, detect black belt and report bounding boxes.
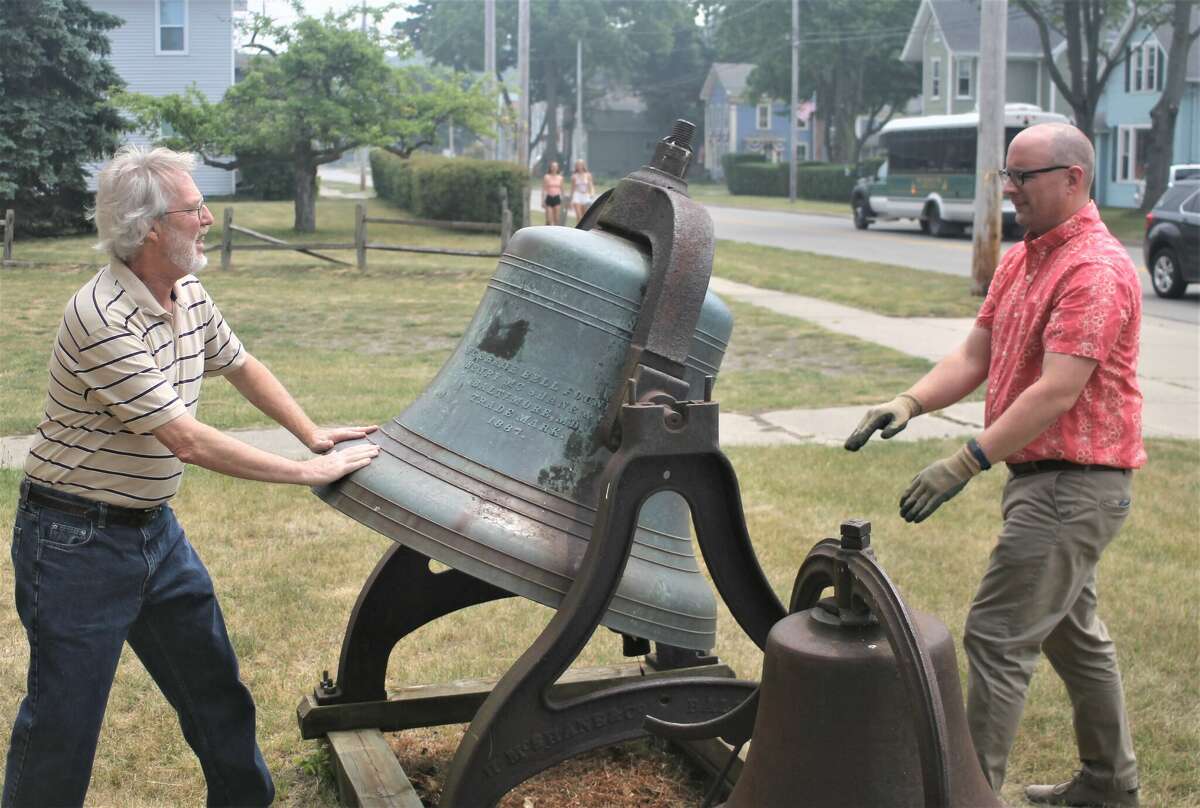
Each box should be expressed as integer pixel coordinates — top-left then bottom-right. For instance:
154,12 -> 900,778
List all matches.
19,479 -> 164,527
1007,460 -> 1128,478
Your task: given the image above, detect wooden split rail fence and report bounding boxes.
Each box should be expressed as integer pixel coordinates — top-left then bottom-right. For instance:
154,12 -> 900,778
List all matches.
219,188 -> 514,271
1,209 -> 14,264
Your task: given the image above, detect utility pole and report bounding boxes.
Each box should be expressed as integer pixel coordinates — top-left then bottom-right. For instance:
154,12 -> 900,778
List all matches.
573,38 -> 585,169
518,0 -> 530,175
789,0 -> 799,203
359,0 -> 368,191
971,0 -> 1007,295
485,0 -> 497,160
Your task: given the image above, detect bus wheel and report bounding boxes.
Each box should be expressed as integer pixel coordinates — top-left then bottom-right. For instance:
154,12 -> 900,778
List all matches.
853,199 -> 871,230
926,205 -> 958,238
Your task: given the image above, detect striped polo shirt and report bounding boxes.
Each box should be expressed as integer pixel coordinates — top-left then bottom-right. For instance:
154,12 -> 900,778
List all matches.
23,259 -> 246,507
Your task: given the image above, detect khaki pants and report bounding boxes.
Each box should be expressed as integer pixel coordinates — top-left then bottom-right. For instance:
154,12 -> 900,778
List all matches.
963,468 -> 1137,792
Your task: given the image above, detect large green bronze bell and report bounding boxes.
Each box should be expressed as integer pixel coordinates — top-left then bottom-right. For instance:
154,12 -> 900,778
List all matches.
316,158 -> 731,651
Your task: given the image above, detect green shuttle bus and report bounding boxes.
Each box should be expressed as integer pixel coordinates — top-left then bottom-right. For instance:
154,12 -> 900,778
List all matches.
851,104 -> 1070,238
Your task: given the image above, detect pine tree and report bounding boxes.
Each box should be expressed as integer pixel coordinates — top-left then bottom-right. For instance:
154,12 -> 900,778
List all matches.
0,0 -> 128,236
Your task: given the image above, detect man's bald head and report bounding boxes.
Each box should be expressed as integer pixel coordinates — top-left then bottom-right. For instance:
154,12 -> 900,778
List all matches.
1005,123 -> 1095,235
1013,123 -> 1095,186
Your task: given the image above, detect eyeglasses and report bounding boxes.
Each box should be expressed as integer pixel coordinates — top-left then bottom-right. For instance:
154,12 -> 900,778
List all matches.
161,201 -> 208,220
999,166 -> 1070,187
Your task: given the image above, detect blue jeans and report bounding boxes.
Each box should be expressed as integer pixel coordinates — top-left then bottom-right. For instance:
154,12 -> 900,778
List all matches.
3,484 -> 274,807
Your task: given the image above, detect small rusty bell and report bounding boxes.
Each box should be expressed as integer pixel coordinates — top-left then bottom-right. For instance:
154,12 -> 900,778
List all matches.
723,524 -> 1003,808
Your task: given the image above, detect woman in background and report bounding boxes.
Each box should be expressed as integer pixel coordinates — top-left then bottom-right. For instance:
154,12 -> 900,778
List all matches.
570,160 -> 594,223
541,161 -> 564,225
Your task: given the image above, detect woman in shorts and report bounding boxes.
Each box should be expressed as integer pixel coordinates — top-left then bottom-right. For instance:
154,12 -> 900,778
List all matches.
570,160 -> 595,223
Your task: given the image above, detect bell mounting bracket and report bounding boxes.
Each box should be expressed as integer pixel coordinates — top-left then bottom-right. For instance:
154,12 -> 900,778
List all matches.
578,119 -> 716,448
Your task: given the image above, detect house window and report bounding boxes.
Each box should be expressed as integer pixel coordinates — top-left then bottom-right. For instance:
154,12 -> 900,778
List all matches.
757,103 -> 771,130
956,58 -> 973,98
1126,42 -> 1165,93
158,0 -> 187,54
796,142 -> 809,161
930,58 -> 942,99
1116,125 -> 1151,182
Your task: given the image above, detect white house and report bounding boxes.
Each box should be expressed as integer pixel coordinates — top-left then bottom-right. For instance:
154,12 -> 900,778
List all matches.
88,0 -> 239,195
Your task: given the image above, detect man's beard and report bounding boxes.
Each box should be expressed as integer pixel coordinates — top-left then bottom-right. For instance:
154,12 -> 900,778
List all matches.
166,227 -> 208,274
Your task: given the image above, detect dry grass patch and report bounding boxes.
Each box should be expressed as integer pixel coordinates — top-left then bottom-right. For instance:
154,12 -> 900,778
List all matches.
390,729 -> 708,807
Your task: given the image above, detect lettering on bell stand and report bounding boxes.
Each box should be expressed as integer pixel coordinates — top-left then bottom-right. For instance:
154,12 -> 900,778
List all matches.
687,694 -> 741,716
480,702 -> 649,779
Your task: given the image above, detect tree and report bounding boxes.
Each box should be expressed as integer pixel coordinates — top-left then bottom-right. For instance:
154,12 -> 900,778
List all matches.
1015,0 -> 1161,143
1141,1 -> 1200,211
401,0 -> 702,172
709,0 -> 920,168
123,9 -> 496,232
0,0 -> 128,236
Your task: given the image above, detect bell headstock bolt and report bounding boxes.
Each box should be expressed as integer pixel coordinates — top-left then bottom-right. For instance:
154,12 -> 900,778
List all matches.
840,519 -> 871,551
669,119 -> 695,150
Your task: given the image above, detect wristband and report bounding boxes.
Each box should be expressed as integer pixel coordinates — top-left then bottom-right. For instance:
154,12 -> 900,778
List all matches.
967,438 -> 992,471
898,392 -> 924,417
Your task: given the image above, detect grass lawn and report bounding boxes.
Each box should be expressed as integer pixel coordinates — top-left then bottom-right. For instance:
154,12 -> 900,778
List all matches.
1,196 -> 1191,806
0,197 -> 949,437
1099,206 -> 1147,246
686,183 -> 849,217
0,438 -> 1194,806
715,240 -> 985,318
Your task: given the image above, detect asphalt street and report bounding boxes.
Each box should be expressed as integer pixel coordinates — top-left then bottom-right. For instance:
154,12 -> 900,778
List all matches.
705,204 -> 1199,326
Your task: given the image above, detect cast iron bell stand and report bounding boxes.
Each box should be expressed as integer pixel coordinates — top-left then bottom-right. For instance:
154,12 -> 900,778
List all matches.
297,121 -> 789,806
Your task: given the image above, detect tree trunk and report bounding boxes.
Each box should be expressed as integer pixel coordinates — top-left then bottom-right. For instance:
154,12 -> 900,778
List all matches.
1141,0 -> 1197,212
294,161 -> 318,233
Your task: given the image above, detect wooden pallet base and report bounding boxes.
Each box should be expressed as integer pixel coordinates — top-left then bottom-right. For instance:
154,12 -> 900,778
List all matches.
311,661 -> 747,807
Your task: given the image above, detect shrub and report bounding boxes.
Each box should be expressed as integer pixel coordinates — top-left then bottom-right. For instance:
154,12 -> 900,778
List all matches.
727,163 -> 790,196
237,154 -> 296,200
723,157 -> 871,201
720,152 -> 766,184
371,150 -> 526,224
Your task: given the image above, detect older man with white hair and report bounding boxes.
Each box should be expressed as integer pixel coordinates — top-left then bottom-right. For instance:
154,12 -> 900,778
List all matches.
4,146 -> 379,807
844,123 -> 1144,807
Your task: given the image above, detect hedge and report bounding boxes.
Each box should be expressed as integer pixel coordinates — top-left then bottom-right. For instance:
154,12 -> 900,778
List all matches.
722,155 -> 886,201
370,150 -> 527,225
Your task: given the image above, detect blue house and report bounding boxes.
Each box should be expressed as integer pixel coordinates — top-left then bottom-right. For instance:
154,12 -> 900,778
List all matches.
699,62 -> 814,180
87,0 -> 239,195
1090,12 -> 1200,208
902,0 -> 1200,209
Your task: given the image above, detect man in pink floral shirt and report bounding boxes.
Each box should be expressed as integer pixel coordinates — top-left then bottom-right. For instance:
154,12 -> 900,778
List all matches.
845,123 -> 1143,808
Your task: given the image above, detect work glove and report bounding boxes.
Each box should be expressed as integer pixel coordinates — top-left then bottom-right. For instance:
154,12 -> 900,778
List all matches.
899,441 -> 988,523
844,393 -> 924,451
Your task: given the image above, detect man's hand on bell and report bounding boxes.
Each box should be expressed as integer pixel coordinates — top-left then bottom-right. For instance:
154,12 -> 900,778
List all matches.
306,425 -> 378,454
844,393 -> 924,451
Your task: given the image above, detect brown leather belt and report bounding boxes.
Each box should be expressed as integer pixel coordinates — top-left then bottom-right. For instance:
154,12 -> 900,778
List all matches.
1006,460 -> 1128,478
19,479 -> 164,527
